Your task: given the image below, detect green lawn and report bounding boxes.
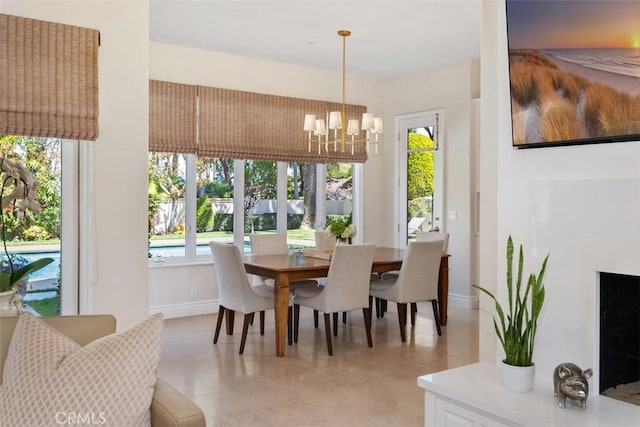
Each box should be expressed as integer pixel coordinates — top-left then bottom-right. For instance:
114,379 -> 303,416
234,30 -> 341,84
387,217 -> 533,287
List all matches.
25,297 -> 59,317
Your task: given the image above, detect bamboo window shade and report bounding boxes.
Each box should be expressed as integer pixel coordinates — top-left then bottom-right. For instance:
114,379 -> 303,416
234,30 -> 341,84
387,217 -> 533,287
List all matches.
0,14 -> 99,140
148,80 -> 368,163
149,80 -> 197,153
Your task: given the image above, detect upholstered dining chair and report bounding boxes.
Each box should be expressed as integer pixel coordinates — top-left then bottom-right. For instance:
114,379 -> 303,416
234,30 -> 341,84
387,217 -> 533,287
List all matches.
210,241 -> 275,354
417,230 -> 450,253
369,239 -> 444,340
315,230 -> 336,251
375,231 -> 449,319
292,244 -> 375,356
249,233 -> 318,344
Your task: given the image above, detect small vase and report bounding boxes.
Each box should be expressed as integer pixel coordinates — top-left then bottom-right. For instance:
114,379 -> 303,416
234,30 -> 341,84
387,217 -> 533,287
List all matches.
501,360 -> 535,392
0,289 -> 24,317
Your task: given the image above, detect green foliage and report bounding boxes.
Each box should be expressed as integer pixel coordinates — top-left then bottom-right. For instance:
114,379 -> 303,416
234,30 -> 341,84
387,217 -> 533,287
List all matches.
407,132 -> 434,200
25,296 -> 59,317
473,236 -> 548,367
203,181 -> 233,198
23,225 -> 51,241
326,163 -> 352,179
196,197 -> 214,232
408,197 -> 432,221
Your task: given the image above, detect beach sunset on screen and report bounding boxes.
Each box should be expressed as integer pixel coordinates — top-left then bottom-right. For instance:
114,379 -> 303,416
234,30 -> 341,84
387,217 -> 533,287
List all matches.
505,0 -> 640,148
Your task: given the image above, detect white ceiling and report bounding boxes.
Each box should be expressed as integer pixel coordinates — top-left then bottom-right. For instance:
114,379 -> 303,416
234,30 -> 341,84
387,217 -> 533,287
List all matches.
149,0 -> 482,78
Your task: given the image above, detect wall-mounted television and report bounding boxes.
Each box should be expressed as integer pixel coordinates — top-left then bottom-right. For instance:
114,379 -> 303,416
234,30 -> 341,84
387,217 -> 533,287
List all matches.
505,0 -> 640,149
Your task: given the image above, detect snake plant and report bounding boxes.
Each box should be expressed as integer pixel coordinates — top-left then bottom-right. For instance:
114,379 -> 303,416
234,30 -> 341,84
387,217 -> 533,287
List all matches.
474,236 -> 548,367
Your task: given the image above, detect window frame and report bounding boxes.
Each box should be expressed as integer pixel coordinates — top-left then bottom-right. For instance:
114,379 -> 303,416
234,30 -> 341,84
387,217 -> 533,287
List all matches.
148,156 -> 361,266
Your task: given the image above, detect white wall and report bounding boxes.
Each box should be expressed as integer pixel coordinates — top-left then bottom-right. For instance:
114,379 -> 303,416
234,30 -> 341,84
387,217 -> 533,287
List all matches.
384,61 -> 479,308
1,0 -> 150,329
480,0 -> 640,388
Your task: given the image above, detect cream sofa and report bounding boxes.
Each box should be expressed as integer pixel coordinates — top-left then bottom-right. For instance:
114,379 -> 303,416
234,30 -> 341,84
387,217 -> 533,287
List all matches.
0,314 -> 205,427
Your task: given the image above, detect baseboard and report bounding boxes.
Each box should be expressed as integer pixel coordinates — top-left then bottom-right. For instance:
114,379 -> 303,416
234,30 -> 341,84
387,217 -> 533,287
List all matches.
448,293 -> 479,310
149,299 -> 219,319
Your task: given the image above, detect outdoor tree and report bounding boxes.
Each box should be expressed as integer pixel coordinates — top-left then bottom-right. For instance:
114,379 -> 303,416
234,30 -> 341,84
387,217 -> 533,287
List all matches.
148,152 -> 185,233
0,135 -> 60,240
407,131 -> 435,220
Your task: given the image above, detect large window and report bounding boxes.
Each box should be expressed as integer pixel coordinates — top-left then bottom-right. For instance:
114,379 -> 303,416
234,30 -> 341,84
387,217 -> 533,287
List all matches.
148,154 -> 354,261
0,136 -> 68,316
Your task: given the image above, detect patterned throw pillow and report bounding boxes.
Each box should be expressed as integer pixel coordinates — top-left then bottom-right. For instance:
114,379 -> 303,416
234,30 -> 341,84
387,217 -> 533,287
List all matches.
0,313 -> 163,427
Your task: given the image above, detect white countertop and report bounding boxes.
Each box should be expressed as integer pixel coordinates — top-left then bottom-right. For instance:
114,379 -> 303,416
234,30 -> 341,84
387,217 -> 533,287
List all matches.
417,362 -> 640,427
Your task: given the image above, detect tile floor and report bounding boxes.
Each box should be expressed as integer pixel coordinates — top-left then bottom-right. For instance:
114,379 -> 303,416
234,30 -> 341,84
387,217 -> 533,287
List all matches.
157,304 -> 479,426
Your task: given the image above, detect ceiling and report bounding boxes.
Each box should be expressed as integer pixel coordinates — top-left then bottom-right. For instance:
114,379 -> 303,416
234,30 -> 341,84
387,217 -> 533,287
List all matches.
149,0 -> 482,79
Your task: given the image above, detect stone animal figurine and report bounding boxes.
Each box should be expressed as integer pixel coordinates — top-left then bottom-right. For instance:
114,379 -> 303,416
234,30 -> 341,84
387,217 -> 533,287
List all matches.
553,362 -> 593,408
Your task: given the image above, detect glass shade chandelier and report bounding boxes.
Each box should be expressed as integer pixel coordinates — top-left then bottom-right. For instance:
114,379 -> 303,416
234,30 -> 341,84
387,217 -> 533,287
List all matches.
303,30 -> 383,155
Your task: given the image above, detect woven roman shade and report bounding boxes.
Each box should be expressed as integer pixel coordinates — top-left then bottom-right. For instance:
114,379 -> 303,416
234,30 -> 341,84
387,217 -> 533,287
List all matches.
0,14 -> 99,140
149,80 -> 197,153
197,86 -> 368,164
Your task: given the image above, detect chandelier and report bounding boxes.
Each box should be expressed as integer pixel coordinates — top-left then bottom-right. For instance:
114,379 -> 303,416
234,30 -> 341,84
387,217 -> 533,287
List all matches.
303,30 -> 383,155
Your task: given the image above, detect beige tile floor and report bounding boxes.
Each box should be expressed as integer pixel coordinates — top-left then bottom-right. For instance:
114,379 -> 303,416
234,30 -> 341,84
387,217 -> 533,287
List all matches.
157,304 -> 479,427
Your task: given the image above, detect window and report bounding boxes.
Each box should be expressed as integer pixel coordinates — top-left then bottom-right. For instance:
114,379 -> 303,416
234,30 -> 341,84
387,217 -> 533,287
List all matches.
0,135 -> 79,316
148,155 -> 355,261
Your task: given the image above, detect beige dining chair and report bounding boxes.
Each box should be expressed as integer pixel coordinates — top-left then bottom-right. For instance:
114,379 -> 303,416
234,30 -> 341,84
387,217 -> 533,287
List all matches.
292,244 -> 375,356
210,241 -> 275,354
417,230 -> 450,253
375,231 -> 449,319
315,230 -> 336,251
249,233 -> 318,344
369,239 -> 444,339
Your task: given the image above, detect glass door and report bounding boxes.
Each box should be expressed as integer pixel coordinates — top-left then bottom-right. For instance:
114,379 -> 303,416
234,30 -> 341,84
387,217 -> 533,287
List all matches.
396,111 -> 443,248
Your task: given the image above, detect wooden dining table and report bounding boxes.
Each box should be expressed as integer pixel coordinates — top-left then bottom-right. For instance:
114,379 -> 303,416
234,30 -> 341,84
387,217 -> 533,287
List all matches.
243,246 -> 450,357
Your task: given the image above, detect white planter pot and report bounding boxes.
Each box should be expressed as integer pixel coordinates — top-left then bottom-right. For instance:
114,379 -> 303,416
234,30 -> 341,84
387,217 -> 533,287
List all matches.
501,360 -> 535,392
0,289 -> 23,317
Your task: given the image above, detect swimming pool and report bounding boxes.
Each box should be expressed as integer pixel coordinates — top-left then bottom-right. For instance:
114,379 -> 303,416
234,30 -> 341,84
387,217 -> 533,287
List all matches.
15,242 -> 252,282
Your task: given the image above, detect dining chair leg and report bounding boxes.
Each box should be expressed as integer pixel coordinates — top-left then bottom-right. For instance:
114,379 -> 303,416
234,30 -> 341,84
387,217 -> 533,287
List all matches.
213,305 -> 226,344
332,312 -> 339,336
362,307 -> 373,348
381,299 -> 387,318
293,304 -> 300,343
323,313 -> 333,356
431,300 -> 442,336
226,309 -> 235,335
259,310 -> 265,336
397,303 -> 407,343
375,297 -> 381,318
288,306 -> 293,345
411,302 -> 417,326
342,312 -> 347,324
314,309 -> 319,328
239,313 -> 253,354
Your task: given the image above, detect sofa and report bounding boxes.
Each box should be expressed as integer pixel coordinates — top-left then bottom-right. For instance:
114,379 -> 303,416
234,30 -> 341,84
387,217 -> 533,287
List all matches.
0,314 -> 205,427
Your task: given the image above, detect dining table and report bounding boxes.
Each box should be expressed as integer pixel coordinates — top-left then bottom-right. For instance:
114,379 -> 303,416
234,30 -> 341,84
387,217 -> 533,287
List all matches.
243,246 -> 450,357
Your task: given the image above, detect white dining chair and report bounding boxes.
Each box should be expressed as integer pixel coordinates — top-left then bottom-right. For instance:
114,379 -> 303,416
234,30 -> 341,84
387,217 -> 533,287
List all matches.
375,231 -> 449,319
416,230 -> 450,253
210,241 -> 274,354
369,239 -> 444,340
249,233 -> 318,344
315,230 -> 336,251
292,244 -> 375,355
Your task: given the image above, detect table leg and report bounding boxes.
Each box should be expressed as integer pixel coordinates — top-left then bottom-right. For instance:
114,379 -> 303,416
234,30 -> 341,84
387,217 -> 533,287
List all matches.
274,274 -> 290,357
438,256 -> 449,326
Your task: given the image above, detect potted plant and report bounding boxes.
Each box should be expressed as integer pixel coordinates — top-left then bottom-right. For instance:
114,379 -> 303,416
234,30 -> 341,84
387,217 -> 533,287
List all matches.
0,157 -> 54,316
473,235 -> 548,392
326,213 -> 357,244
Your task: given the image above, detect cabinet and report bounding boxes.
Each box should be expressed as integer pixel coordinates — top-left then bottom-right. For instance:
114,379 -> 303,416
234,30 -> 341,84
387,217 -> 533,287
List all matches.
418,362 -> 640,427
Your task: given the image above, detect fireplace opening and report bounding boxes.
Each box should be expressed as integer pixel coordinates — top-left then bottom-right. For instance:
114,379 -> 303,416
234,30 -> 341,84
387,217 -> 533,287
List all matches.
599,272 -> 640,406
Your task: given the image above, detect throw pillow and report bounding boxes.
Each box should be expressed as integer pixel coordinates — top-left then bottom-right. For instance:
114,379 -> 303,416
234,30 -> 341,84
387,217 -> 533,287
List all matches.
0,313 -> 163,427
